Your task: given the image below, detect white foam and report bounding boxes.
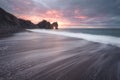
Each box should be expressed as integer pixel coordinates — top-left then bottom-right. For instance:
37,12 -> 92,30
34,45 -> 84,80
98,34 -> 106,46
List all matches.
27,29 -> 120,47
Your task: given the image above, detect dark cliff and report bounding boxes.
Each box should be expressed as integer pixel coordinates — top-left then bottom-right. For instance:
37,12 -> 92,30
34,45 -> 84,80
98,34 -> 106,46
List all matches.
0,8 -> 36,34
0,8 -> 58,35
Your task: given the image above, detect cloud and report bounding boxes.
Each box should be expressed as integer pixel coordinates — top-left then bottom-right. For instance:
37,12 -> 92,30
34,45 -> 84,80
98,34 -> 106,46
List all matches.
0,0 -> 120,27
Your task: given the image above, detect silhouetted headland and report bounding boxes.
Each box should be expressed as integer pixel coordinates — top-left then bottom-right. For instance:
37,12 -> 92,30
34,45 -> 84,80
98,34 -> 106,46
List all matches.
37,20 -> 58,29
0,8 -> 58,35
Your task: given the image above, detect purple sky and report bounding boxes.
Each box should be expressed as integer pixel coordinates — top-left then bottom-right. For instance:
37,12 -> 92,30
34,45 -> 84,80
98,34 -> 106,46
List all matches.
0,0 -> 120,28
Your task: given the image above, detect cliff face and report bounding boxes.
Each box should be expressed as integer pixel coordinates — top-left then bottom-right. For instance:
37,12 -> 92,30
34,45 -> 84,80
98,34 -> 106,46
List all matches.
0,8 -> 19,25
0,8 -> 58,35
0,8 -> 36,34
19,19 -> 36,29
0,8 -> 20,34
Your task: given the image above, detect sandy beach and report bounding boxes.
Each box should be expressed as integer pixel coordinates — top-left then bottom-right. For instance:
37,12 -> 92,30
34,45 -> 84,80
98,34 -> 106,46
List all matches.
0,31 -> 120,80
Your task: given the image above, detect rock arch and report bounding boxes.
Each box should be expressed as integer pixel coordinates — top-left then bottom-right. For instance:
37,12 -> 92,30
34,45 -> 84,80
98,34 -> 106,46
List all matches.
51,22 -> 58,29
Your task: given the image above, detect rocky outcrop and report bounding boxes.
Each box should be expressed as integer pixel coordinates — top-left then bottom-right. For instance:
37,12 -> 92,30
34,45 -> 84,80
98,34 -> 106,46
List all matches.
0,8 -> 36,34
19,19 -> 36,29
37,20 -> 51,29
51,22 -> 58,29
0,7 -> 58,35
37,20 -> 58,29
0,8 -> 20,34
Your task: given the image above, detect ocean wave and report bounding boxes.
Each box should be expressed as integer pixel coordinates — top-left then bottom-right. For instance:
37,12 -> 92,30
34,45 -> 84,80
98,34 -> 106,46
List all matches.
27,29 -> 120,47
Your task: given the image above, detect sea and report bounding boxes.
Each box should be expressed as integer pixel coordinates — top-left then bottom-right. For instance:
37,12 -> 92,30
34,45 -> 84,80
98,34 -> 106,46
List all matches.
29,28 -> 120,47
0,28 -> 120,80
60,28 -> 120,37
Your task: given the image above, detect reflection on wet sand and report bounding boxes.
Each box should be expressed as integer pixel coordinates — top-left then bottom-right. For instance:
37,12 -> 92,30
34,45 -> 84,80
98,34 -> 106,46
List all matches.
0,32 -> 120,80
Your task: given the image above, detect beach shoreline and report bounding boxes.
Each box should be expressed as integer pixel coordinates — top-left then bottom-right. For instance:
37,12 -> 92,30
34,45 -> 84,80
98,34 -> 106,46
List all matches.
0,30 -> 120,80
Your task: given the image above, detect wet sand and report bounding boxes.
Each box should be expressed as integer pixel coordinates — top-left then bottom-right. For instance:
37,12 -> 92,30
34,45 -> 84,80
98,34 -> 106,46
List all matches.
0,31 -> 120,80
